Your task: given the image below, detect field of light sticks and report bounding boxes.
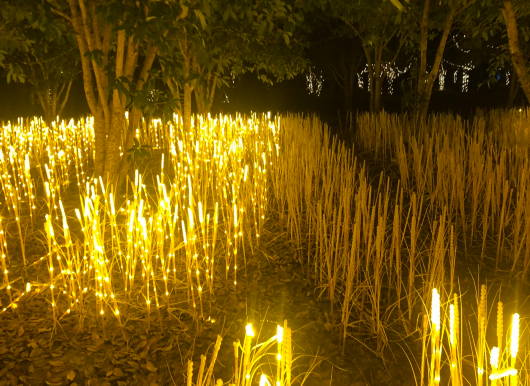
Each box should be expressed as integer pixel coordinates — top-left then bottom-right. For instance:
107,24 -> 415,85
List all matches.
0,111 -> 530,385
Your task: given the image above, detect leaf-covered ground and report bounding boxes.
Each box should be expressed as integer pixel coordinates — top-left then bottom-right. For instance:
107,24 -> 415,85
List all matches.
0,198 -> 416,386
2,145 -> 529,386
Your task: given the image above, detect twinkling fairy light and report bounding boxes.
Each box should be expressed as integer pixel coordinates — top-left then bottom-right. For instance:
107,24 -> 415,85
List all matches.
439,64 -> 447,91
306,67 -> 324,96
443,59 -> 474,92
462,71 -> 469,92
357,63 -> 411,95
452,34 -> 471,54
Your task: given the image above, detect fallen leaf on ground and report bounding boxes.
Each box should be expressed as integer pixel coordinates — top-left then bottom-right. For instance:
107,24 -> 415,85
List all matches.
145,361 -> 157,372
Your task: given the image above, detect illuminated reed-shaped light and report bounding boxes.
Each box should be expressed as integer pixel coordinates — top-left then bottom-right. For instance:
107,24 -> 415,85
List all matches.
489,346 -> 500,386
182,221 -> 187,244
432,288 -> 440,330
246,323 -> 254,337
490,368 -> 517,380
450,303 -> 455,346
511,313 -> 520,359
260,374 -> 272,386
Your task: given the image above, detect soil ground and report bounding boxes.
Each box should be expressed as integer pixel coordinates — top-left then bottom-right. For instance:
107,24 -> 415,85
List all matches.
1,128 -> 530,386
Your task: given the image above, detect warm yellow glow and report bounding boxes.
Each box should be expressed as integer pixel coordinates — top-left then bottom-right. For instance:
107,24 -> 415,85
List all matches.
511,313 -> 520,359
489,368 -> 517,380
490,347 -> 499,368
259,374 -> 271,386
449,304 -> 455,345
246,323 -> 254,337
277,325 -> 284,343
432,288 -> 440,330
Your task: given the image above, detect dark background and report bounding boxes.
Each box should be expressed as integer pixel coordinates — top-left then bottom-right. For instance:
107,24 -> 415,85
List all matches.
0,63 -> 524,124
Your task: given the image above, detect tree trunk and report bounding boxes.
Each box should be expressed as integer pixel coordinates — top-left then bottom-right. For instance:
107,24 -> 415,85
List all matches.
417,2 -> 457,118
93,107 -> 107,176
117,106 -> 142,187
503,0 -> 530,103
372,44 -> 384,112
194,83 -> 217,115
194,86 -> 207,115
418,0 -> 430,96
37,80 -> 73,127
102,106 -> 126,182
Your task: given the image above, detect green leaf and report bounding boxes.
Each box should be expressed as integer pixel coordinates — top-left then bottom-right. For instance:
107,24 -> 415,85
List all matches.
194,10 -> 207,30
283,33 -> 290,45
258,20 -> 267,36
388,0 -> 404,12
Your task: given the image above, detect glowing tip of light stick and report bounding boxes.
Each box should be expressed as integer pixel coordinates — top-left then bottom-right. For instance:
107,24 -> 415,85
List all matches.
490,347 -> 500,368
277,325 -> 284,343
259,374 -> 272,386
246,323 -> 254,337
489,368 -> 517,380
511,313 -> 520,358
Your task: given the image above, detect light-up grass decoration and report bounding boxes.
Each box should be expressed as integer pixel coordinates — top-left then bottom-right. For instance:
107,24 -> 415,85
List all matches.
0,218 -> 12,307
184,321 -> 292,386
0,113 -> 277,332
230,321 -> 292,386
424,288 -> 522,386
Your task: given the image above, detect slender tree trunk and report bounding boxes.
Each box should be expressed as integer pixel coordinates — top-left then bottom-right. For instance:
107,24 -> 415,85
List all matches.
102,106 -> 125,181
418,0 -> 430,95
93,107 -> 107,176
372,44 -> 384,112
503,0 -> 530,103
117,106 -> 142,187
167,77 -> 182,114
417,3 -> 457,118
194,80 -> 217,115
57,80 -> 73,118
194,87 -> 207,115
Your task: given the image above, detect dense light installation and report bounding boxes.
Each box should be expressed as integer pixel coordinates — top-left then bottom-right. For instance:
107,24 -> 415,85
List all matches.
0,113 -> 276,330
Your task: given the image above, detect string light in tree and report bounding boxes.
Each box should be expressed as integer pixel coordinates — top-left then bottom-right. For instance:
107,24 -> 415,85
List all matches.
306,67 -> 324,96
443,59 -> 475,92
439,64 -> 447,91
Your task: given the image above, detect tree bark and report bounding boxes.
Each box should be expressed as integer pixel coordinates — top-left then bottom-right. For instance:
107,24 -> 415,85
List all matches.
418,0 -> 430,94
503,0 -> 530,103
36,80 -> 73,127
417,2 -> 458,118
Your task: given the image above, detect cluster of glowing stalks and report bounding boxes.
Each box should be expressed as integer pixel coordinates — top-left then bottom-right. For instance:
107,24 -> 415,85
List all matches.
0,117 -> 91,266
186,321 -> 292,386
426,288 -> 521,386
0,113 -> 277,334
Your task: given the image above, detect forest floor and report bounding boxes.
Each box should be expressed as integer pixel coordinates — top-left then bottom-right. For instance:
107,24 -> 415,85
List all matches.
1,134 -> 530,386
